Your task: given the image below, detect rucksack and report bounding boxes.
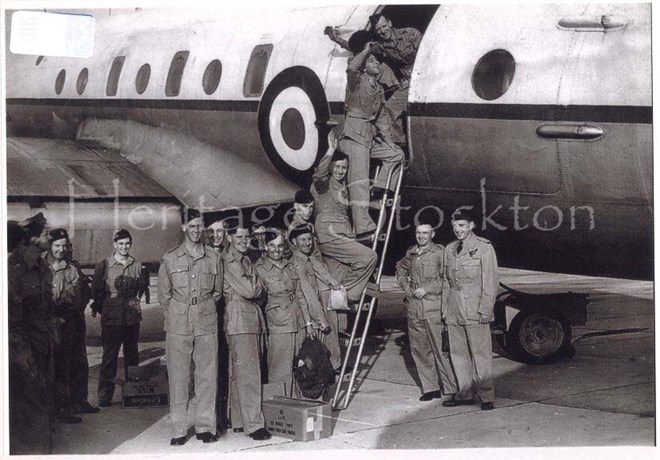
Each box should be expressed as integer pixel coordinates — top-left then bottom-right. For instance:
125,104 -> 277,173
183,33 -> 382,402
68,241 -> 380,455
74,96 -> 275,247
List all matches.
293,336 -> 335,399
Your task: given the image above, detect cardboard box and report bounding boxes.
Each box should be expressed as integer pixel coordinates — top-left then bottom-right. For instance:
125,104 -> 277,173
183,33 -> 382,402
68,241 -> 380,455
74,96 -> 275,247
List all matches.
262,396 -> 333,441
122,360 -> 169,408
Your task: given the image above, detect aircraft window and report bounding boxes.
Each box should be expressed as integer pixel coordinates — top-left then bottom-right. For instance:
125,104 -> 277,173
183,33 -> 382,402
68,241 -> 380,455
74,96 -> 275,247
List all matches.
472,49 -> 515,101
166,51 -> 190,97
203,59 -> 222,95
76,68 -> 88,95
55,69 -> 66,95
106,56 -> 126,97
243,44 -> 273,97
35,56 -> 44,66
136,63 -> 151,94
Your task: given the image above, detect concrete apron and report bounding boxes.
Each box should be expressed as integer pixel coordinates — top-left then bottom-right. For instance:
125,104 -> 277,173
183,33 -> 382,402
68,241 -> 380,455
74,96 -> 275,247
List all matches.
51,270 -> 655,454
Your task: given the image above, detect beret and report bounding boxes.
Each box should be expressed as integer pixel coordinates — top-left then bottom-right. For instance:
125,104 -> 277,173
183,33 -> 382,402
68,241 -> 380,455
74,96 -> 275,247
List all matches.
451,209 -> 476,223
294,189 -> 314,204
288,223 -> 314,242
49,228 -> 69,242
182,208 -> 202,224
18,212 -> 47,237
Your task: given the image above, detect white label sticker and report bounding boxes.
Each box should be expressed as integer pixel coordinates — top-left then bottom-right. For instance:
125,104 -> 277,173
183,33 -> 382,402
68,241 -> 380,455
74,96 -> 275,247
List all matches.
10,11 -> 94,58
306,417 -> 314,432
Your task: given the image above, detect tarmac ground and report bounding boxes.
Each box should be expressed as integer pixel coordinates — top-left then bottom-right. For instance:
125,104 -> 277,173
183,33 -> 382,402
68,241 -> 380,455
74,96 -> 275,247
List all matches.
51,268 -> 656,456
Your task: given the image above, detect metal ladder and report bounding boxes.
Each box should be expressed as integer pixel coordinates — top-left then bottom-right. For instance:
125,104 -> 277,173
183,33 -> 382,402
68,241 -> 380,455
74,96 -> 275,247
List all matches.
331,160 -> 404,410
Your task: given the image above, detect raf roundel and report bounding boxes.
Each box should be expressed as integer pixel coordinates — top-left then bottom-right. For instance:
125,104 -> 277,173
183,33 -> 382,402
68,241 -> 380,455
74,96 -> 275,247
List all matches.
258,66 -> 330,185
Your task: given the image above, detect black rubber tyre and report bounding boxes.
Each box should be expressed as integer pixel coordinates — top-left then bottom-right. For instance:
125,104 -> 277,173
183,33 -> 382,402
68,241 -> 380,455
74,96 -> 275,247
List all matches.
505,310 -> 573,364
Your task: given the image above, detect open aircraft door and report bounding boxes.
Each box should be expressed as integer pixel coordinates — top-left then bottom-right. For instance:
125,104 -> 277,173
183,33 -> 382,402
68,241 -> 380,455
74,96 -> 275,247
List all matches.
407,4 -> 584,197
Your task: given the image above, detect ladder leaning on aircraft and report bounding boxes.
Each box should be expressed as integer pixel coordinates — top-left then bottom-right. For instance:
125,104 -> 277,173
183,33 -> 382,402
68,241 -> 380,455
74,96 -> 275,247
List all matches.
332,159 -> 404,410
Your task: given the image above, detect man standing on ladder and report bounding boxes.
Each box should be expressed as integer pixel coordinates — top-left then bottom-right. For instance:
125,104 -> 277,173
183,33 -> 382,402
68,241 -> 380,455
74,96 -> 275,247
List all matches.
396,224 -> 458,402
339,40 -> 404,236
441,211 -> 499,411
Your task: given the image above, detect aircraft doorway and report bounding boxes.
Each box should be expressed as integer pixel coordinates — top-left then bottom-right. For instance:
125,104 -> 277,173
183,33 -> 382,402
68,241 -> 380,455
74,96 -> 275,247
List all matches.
365,4 -> 440,173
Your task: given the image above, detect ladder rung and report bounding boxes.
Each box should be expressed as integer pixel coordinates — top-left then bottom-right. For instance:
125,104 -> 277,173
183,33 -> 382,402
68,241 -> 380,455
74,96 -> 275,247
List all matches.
339,336 -> 362,347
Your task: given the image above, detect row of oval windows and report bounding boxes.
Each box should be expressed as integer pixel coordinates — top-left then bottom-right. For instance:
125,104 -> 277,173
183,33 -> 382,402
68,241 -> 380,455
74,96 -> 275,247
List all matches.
53,55 -> 225,96
51,47 -> 516,101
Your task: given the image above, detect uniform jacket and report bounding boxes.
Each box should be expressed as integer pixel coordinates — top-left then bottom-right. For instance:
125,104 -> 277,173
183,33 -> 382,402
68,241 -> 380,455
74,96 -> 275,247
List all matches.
290,249 -> 336,327
395,243 -> 445,319
341,55 -> 394,147
15,243 -> 56,356
311,153 -> 354,243
442,233 -> 499,325
255,257 -> 309,334
46,254 -> 82,320
158,243 -> 223,336
287,215 -> 328,285
93,254 -> 147,326
371,27 -> 422,83
222,246 -> 264,336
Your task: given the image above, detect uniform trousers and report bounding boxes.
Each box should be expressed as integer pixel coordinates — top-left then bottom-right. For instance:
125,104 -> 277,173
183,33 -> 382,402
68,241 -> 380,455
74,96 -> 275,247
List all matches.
447,323 -> 495,403
166,331 -> 218,437
267,331 -> 303,396
54,314 -> 90,412
407,317 -> 457,395
385,85 -> 409,132
340,137 -> 404,235
318,238 -> 376,302
215,304 -> 230,428
98,323 -> 140,402
319,290 -> 342,369
228,333 -> 265,434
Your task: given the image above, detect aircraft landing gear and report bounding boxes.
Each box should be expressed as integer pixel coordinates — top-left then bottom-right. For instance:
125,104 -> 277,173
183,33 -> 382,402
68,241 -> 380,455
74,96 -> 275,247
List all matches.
494,285 -> 587,364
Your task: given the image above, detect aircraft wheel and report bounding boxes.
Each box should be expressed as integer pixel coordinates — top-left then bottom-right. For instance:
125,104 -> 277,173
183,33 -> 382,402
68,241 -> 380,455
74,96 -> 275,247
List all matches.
505,311 -> 573,364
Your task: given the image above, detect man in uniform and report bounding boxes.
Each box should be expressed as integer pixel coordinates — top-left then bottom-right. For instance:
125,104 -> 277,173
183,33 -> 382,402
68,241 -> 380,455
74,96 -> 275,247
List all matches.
16,213 -> 58,423
248,224 -> 267,263
46,228 -> 84,423
223,225 -> 271,441
289,190 -> 315,231
340,40 -> 404,235
65,241 -> 98,415
441,211 -> 499,411
159,211 -> 224,445
289,223 -> 342,370
368,13 -> 422,138
255,230 -> 312,394
312,132 -> 377,306
396,224 -> 458,402
205,218 -> 230,431
92,229 -> 148,408
8,221 -> 52,454
207,218 -> 228,255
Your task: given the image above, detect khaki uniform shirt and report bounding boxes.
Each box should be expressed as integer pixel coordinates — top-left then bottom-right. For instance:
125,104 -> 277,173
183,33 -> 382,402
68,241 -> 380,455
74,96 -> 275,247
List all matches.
46,255 -> 81,320
290,249 -> 337,327
255,257 -> 309,334
311,154 -> 354,243
342,57 -> 394,147
442,233 -> 499,325
158,243 -> 223,336
93,254 -> 147,326
223,246 -> 264,336
371,27 -> 422,83
396,243 -> 445,319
